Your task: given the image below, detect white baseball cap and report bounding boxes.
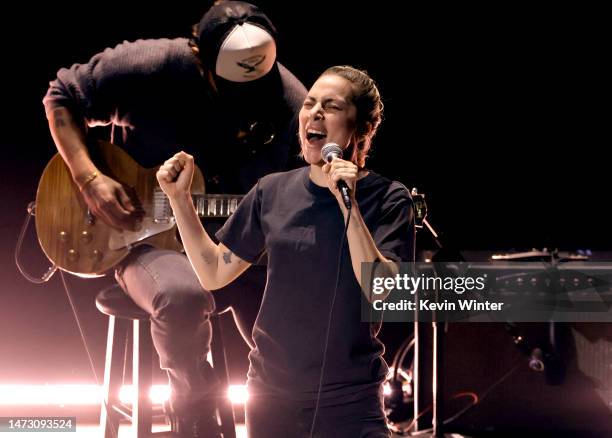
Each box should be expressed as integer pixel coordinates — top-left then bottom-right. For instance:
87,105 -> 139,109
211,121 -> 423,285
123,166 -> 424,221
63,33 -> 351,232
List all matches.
196,1 -> 278,83
216,22 -> 276,82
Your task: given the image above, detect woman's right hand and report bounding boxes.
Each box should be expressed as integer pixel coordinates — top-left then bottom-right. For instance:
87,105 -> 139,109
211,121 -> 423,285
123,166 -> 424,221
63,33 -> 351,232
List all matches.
156,151 -> 195,200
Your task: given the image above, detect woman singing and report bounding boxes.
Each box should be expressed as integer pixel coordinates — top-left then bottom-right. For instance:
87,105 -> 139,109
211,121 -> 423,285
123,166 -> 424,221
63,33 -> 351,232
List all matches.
157,65 -> 415,437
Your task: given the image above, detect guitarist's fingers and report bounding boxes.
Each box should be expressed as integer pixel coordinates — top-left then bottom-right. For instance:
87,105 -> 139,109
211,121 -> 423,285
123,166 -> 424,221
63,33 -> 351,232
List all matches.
99,211 -> 124,232
117,186 -> 136,213
105,197 -> 137,230
89,203 -> 124,232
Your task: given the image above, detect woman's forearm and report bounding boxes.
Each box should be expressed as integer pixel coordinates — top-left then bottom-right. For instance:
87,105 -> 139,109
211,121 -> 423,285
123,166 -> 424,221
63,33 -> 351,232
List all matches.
158,151 -> 250,291
169,193 -> 222,290
169,193 -> 251,291
343,204 -> 398,301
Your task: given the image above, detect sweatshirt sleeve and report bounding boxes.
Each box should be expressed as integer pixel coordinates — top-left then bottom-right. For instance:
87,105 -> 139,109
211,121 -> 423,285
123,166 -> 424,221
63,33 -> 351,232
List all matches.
42,38 -> 191,126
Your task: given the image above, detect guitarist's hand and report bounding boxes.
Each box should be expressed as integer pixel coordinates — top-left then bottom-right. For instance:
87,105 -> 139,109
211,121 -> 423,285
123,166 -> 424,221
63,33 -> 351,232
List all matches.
156,152 -> 194,200
81,173 -> 143,231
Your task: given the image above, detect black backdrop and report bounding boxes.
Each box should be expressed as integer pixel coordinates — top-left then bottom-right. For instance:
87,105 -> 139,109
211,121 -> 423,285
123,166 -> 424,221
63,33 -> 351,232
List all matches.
3,1 -> 609,251
1,2 -> 610,434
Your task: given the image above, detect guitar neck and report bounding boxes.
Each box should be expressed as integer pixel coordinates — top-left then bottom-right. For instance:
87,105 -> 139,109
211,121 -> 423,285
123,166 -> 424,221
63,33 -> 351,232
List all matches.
191,194 -> 244,218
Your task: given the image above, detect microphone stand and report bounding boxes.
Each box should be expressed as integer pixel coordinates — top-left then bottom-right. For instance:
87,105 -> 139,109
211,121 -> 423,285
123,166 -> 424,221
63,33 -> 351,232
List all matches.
410,188 -> 466,438
408,190 -> 573,437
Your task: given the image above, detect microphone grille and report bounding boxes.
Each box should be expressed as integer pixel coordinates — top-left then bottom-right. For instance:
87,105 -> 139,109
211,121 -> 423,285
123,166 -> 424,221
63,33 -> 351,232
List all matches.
321,143 -> 342,162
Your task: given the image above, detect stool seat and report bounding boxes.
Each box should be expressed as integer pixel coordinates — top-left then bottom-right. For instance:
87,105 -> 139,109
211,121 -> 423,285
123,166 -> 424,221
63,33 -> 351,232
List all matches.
95,285 -> 149,320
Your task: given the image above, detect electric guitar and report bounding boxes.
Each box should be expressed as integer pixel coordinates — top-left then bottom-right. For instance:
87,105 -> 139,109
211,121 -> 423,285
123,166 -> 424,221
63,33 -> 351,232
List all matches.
35,140 -> 243,277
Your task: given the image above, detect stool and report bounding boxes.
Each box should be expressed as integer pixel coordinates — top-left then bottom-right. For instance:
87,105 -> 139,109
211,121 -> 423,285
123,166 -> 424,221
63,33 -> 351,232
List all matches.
96,285 -> 236,438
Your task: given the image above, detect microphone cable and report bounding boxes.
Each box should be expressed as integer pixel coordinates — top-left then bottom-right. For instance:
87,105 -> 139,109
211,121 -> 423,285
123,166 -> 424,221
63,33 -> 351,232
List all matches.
308,205 -> 351,438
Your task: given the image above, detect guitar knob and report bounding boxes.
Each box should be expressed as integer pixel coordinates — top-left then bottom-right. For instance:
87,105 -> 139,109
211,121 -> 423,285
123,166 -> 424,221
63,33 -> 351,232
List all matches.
90,249 -> 103,261
59,231 -> 69,243
67,249 -> 79,262
80,230 -> 93,244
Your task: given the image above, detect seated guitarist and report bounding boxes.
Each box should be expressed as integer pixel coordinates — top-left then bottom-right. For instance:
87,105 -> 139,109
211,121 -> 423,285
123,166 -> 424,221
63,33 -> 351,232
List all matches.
42,2 -> 306,437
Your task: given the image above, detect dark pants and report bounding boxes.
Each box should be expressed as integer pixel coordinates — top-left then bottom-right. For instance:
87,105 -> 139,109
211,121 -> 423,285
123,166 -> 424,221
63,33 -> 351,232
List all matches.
115,245 -> 264,413
246,391 -> 390,438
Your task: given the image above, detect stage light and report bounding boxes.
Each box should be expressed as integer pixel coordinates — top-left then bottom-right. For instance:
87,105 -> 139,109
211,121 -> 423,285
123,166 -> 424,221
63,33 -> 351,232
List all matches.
228,385 -> 249,404
383,382 -> 392,396
0,384 -> 249,406
150,385 -> 172,404
118,385 -> 171,405
0,385 -> 101,406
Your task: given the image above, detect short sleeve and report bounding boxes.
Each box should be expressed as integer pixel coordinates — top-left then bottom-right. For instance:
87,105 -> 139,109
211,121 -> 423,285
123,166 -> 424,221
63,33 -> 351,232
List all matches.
373,182 -> 416,262
215,181 -> 266,263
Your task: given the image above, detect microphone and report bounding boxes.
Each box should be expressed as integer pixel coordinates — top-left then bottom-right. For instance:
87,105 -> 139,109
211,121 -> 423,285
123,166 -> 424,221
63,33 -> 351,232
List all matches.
321,143 -> 352,210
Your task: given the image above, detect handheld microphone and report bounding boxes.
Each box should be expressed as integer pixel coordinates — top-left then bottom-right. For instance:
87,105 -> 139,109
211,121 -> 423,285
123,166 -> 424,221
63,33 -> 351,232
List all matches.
320,143 -> 352,210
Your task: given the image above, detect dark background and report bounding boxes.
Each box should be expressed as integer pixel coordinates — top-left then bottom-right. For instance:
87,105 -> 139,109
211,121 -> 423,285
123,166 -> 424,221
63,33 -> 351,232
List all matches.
1,1 -> 610,434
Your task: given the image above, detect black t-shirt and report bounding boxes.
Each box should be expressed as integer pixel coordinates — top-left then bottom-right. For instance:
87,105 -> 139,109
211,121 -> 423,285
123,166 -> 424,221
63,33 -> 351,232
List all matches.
216,166 -> 415,402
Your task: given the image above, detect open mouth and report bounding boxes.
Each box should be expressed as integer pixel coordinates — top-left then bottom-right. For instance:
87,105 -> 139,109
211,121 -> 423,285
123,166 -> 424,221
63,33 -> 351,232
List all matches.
306,129 -> 326,142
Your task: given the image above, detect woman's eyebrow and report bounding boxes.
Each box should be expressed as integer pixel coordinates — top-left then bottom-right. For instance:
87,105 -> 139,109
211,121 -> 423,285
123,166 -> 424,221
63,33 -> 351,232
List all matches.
304,95 -> 348,105
323,97 -> 347,104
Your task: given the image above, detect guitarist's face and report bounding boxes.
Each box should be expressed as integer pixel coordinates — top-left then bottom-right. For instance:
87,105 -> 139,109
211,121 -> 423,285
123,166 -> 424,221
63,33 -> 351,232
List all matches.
206,68 -> 279,150
215,78 -> 251,102
212,68 -> 276,104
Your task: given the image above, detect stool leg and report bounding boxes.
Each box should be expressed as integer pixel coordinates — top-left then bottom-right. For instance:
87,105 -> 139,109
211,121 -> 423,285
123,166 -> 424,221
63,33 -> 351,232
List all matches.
210,314 -> 236,438
101,315 -> 129,438
132,319 -> 153,438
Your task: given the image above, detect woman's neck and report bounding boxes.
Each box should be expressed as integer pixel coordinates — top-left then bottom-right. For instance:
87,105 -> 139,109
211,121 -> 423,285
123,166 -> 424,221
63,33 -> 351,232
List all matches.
309,164 -> 328,187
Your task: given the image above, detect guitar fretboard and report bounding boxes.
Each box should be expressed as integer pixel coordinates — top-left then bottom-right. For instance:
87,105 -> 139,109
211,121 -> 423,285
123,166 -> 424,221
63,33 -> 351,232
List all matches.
192,194 -> 243,218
